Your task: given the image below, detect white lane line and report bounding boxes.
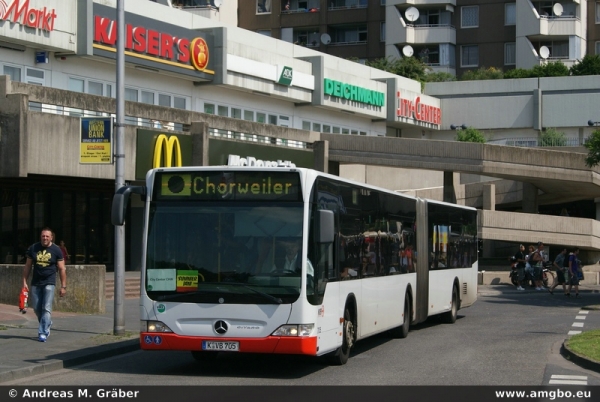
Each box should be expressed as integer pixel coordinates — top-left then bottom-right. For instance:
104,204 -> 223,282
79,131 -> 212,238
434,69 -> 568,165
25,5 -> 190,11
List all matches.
578,310 -> 589,314
551,375 -> 588,380
568,330 -> 582,335
572,322 -> 584,327
549,380 -> 588,385
575,315 -> 587,320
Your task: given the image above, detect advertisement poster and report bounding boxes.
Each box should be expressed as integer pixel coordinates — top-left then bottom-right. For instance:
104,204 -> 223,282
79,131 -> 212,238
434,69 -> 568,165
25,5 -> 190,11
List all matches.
80,117 -> 113,164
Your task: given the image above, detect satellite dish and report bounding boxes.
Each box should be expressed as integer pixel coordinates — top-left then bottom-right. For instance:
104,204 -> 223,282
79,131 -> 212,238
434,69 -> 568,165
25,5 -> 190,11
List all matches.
402,45 -> 414,57
320,33 -> 331,45
405,7 -> 420,22
552,3 -> 563,17
539,46 -> 550,59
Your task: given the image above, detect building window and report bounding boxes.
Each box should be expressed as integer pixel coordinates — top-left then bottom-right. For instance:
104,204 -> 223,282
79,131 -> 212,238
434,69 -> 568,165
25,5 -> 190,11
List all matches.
68,78 -> 85,93
505,3 -> 516,25
217,105 -> 228,117
302,121 -> 311,130
535,41 -> 568,59
257,30 -> 271,37
461,45 -> 479,67
596,41 -> 600,55
380,22 -> 385,42
3,65 -> 21,82
596,2 -> 600,23
257,0 -> 271,13
204,103 -> 215,114
330,24 -> 368,44
26,68 -> 45,86
231,108 -> 242,119
174,97 -> 186,110
504,43 -> 516,65
244,110 -> 254,121
461,6 -> 478,28
294,29 -> 320,47
141,91 -> 155,105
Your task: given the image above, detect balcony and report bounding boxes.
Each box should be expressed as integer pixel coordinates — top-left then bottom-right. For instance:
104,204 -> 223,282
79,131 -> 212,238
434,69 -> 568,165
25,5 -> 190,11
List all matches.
516,1 -> 582,39
386,6 -> 455,46
386,0 -> 456,6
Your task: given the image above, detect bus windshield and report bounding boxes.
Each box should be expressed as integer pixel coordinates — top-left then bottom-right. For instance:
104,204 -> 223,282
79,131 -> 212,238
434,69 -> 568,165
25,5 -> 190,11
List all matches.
145,201 -> 305,304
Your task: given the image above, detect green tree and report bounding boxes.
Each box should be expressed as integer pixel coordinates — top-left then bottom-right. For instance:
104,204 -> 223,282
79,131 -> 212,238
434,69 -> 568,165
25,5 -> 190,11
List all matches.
460,67 -> 503,81
584,130 -> 600,167
570,55 -> 600,76
531,61 -> 569,77
455,127 -> 486,143
540,128 -> 567,146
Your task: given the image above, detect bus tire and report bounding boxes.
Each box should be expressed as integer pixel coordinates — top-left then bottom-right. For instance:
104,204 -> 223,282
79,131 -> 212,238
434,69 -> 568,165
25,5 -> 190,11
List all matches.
441,285 -> 458,324
191,351 -> 219,362
329,307 -> 354,365
390,293 -> 410,339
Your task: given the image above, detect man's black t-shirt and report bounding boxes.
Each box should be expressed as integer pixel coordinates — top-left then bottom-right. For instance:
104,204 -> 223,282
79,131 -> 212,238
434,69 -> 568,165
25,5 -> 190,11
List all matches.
26,242 -> 63,287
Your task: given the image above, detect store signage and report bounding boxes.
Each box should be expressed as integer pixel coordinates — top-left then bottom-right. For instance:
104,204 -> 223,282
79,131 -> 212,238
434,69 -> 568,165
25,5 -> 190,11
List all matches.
396,91 -> 441,125
227,154 -> 296,168
324,78 -> 385,107
0,0 -> 58,32
153,134 -> 182,168
277,65 -> 293,86
80,117 -> 113,164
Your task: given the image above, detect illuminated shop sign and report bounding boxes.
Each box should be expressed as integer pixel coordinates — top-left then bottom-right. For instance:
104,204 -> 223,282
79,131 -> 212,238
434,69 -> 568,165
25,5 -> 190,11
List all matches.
323,78 -> 385,107
227,154 -> 296,168
0,0 -> 58,32
92,4 -> 214,79
396,91 -> 441,125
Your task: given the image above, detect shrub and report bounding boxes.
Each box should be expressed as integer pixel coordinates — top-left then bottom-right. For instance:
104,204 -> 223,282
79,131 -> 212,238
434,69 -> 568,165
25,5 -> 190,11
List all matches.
540,128 -> 567,147
460,67 -> 503,81
455,127 -> 486,143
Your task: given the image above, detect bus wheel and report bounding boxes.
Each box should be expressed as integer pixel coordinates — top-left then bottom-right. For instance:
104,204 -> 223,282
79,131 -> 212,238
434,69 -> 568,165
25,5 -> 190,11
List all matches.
191,351 -> 219,362
442,286 -> 458,324
329,308 -> 354,365
390,294 -> 410,338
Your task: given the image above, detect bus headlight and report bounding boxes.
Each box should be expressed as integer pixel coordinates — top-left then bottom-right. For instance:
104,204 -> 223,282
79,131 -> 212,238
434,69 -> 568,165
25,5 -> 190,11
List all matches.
142,320 -> 173,333
272,324 -> 314,337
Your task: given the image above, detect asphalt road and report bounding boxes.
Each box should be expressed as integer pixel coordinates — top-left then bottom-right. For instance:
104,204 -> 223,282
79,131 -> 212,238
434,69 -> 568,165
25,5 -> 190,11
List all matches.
3,287 -> 600,386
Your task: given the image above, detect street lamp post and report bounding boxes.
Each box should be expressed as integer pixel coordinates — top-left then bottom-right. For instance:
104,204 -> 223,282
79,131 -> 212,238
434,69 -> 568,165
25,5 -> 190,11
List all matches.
588,120 -> 600,127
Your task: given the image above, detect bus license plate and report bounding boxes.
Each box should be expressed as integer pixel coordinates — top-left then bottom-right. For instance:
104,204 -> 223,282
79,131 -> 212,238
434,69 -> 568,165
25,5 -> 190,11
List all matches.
202,341 -> 239,352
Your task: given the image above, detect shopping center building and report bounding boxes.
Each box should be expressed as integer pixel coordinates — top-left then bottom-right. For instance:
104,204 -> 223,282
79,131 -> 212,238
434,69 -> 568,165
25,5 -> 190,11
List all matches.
1,0 -> 600,270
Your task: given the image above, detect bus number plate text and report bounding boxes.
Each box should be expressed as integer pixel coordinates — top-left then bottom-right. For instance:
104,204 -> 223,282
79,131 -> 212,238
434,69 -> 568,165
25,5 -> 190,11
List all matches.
202,341 -> 239,352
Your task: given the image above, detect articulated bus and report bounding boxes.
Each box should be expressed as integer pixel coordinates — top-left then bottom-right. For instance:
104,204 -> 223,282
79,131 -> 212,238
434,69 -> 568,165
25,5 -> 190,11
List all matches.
112,167 -> 478,365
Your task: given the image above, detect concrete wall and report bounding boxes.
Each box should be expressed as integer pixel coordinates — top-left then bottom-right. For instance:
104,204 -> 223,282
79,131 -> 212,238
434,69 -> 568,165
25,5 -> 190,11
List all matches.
0,265 -> 106,314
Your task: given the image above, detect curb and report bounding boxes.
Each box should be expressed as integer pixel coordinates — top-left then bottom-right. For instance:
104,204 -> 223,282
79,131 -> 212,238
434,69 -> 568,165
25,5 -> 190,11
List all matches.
560,342 -> 600,373
0,339 -> 139,384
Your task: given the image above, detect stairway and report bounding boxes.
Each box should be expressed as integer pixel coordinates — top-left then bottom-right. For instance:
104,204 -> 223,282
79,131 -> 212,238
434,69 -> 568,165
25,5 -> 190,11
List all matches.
105,274 -> 141,300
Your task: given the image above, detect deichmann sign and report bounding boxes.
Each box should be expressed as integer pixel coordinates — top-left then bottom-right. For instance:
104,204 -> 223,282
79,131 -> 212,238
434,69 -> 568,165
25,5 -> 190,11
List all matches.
80,117 -> 113,164
92,4 -> 215,80
0,0 -> 58,32
396,91 -> 441,125
323,78 -> 385,107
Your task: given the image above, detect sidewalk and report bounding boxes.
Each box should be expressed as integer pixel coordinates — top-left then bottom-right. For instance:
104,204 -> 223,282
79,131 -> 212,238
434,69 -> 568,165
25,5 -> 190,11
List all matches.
0,282 -> 598,384
0,297 -> 140,383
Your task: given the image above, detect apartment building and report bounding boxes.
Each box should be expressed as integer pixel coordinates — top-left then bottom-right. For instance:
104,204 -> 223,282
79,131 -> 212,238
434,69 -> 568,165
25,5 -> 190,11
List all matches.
237,1 -> 600,78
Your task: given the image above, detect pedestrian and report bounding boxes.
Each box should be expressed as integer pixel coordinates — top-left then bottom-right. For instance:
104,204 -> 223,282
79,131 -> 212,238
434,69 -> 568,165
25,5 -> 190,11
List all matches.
514,244 -> 526,291
59,240 -> 70,263
566,247 -> 581,298
531,241 -> 546,290
548,247 -> 568,295
22,227 -> 67,342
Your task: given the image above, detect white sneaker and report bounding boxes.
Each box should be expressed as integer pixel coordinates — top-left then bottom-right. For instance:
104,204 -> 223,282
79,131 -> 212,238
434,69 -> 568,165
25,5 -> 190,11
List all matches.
517,286 -> 524,291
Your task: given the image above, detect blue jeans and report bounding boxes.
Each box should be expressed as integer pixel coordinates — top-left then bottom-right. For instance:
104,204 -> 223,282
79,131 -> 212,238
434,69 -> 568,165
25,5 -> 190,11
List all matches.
30,284 -> 55,336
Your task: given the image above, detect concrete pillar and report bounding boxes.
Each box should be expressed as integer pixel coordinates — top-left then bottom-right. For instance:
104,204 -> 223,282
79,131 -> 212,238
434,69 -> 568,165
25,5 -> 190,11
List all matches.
522,182 -> 538,213
483,183 -> 495,210
443,171 -> 456,204
313,140 -> 329,173
190,122 -> 209,166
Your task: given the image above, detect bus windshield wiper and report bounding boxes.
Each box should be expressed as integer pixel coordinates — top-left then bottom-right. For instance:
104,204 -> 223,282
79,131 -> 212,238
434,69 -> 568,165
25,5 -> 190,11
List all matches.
228,283 -> 282,304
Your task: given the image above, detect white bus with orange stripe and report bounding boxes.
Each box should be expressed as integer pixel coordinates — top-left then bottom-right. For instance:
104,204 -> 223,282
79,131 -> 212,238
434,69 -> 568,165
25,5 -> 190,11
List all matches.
112,167 -> 478,365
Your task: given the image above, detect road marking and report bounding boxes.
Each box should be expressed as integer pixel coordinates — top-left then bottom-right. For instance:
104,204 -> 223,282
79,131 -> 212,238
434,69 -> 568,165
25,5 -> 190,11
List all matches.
568,330 -> 582,335
575,315 -> 587,320
578,310 -> 589,315
550,375 -> 587,385
572,322 -> 584,327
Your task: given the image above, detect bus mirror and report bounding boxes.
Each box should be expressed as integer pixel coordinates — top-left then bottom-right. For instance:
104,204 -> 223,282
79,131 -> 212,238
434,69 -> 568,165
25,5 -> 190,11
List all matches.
315,209 -> 334,244
111,186 -> 146,226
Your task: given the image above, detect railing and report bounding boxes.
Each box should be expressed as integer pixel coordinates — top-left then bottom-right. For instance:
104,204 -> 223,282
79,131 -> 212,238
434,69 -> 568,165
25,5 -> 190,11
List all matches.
328,5 -> 367,11
487,137 -> 584,148
282,8 -> 320,13
329,40 -> 367,46
28,101 -> 310,150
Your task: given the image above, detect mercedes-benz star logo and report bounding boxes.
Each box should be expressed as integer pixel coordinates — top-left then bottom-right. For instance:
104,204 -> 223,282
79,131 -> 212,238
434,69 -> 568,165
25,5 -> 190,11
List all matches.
214,320 -> 228,334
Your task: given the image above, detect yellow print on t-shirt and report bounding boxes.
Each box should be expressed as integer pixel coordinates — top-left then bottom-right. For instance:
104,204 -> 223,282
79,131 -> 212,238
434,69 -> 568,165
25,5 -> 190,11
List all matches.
36,250 -> 52,267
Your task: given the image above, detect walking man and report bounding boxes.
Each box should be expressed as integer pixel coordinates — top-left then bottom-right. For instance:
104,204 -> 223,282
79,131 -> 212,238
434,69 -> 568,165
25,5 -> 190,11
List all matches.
567,247 -> 581,298
514,244 -> 526,291
548,247 -> 568,295
22,227 -> 67,342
